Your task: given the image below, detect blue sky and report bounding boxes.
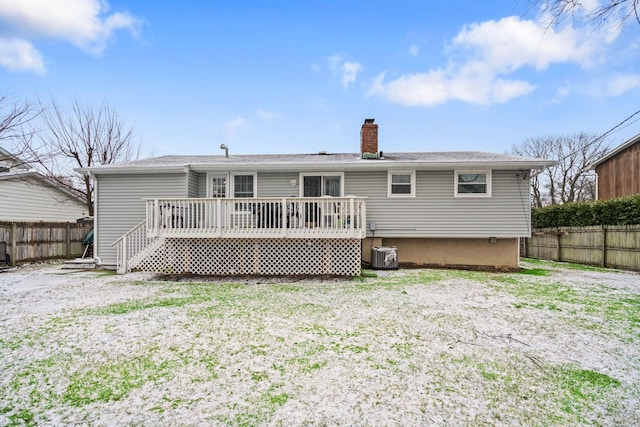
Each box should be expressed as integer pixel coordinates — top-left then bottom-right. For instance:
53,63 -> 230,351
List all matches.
1,0 -> 639,157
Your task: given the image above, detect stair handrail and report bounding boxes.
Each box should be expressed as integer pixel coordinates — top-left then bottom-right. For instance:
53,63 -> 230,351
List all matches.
111,220 -> 152,274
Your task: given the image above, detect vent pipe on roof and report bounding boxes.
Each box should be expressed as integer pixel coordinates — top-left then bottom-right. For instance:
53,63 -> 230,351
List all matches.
220,144 -> 229,158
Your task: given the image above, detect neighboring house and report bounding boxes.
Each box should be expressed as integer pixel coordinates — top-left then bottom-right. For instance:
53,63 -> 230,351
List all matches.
586,133 -> 640,200
0,147 -> 88,222
78,119 -> 553,275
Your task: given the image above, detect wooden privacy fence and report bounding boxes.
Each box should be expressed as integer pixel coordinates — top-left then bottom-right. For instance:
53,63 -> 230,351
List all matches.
524,225 -> 640,271
0,221 -> 92,266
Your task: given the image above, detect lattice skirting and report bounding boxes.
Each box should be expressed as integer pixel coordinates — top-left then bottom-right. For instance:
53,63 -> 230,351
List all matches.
136,238 -> 361,276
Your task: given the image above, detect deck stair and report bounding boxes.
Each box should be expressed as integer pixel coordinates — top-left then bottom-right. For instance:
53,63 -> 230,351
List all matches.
62,258 -> 97,270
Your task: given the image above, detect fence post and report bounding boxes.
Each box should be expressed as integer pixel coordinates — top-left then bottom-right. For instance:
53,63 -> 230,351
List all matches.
556,230 -> 562,262
10,222 -> 17,266
65,223 -> 71,259
602,225 -> 607,268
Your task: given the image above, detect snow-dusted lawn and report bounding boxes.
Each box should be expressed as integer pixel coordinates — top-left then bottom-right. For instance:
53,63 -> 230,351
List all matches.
1,261 -> 639,426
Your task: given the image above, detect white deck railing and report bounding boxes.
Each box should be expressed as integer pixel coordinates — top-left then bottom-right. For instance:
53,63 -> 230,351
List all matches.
145,197 -> 367,239
111,220 -> 159,273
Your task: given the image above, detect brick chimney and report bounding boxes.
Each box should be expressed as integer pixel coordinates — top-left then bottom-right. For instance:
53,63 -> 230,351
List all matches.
360,118 -> 378,159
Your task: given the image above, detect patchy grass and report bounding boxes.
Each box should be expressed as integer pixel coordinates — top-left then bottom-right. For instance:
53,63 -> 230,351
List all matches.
62,355 -> 175,406
492,270 -> 640,339
523,258 -> 621,273
89,295 -> 210,315
1,266 -> 638,425
518,267 -> 550,276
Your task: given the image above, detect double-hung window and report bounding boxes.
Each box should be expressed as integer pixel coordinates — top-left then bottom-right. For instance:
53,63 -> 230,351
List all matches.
388,171 -> 415,197
233,173 -> 256,198
455,170 -> 491,197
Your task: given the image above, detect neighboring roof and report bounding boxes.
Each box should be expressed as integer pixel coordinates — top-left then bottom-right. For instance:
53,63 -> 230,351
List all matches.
0,147 -> 86,204
0,169 -> 86,204
585,133 -> 640,170
0,146 -> 32,170
78,151 -> 555,175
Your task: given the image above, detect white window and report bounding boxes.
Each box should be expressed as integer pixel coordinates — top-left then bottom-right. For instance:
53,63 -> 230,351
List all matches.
299,173 -> 344,197
455,170 -> 491,197
388,171 -> 415,197
232,172 -> 257,198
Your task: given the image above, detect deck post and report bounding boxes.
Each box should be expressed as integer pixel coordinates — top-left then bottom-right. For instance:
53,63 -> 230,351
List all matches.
216,199 -> 222,236
360,200 -> 366,238
121,234 -> 128,274
153,199 -> 160,237
349,198 -> 354,233
282,198 -> 287,238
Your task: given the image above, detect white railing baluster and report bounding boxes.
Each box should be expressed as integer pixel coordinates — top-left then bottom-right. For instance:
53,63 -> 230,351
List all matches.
140,196 -> 366,239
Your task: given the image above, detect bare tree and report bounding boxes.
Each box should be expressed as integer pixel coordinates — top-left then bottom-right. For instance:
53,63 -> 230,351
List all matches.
19,99 -> 139,216
0,94 -> 41,166
512,133 -> 611,206
531,0 -> 640,28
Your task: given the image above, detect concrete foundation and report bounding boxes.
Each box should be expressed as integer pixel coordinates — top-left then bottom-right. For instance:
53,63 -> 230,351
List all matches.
362,237 -> 519,270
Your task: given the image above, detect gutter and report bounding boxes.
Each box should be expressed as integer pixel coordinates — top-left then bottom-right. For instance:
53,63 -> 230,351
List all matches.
77,160 -> 556,175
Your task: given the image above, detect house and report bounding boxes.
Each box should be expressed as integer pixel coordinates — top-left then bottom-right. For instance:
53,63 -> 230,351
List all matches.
0,147 -> 88,222
78,119 -> 553,275
586,133 -> 640,200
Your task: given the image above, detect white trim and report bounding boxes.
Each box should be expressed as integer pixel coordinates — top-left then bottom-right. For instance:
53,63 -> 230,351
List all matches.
79,158 -> 556,175
231,172 -> 257,198
454,170 -> 492,197
92,173 -> 100,264
299,172 -> 344,197
387,170 -> 415,198
206,172 -> 230,198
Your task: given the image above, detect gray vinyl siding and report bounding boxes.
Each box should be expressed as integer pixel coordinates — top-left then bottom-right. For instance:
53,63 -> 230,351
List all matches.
345,170 -> 530,238
257,172 -> 299,197
0,177 -> 87,222
197,173 -> 207,198
95,173 -> 187,266
187,170 -> 198,198
191,172 -> 297,198
95,168 -> 531,266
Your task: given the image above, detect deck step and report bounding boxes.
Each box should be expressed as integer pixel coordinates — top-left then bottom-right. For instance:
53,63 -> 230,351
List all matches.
62,258 -> 96,270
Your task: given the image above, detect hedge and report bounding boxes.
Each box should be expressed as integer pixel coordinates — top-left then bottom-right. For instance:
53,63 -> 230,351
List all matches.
532,195 -> 640,228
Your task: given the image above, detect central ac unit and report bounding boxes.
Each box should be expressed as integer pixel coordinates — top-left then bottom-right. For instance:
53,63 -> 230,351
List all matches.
371,246 -> 398,270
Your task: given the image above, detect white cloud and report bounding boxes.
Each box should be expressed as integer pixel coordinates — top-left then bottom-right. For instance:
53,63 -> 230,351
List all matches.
369,70 -> 535,107
452,17 -> 595,71
553,84 -> 572,102
341,61 -> 363,89
0,0 -> 140,72
257,109 -> 281,122
325,54 -> 363,89
0,38 -> 44,73
369,15 -> 619,107
604,74 -> 640,96
408,44 -> 419,57
224,117 -> 248,140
